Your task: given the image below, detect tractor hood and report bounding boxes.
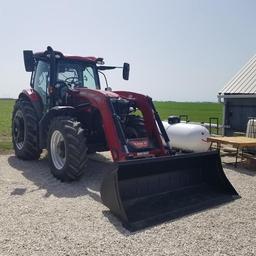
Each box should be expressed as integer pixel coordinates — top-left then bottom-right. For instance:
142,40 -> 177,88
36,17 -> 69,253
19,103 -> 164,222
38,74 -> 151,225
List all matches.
71,88 -> 125,109
73,88 -> 120,99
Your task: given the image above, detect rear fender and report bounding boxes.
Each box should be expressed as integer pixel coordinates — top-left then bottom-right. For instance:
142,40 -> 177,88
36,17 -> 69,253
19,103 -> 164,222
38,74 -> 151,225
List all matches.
19,89 -> 43,119
39,106 -> 76,149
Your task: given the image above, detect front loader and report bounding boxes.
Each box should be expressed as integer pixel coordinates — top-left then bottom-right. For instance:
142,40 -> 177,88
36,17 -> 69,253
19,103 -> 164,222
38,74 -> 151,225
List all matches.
12,47 -> 239,231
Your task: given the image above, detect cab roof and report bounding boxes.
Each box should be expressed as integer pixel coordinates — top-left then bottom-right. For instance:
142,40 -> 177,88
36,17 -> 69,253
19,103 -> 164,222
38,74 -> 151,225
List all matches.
34,52 -> 98,63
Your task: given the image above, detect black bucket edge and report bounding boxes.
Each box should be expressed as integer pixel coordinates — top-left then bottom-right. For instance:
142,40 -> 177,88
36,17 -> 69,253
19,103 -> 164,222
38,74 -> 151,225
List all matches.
123,194 -> 240,232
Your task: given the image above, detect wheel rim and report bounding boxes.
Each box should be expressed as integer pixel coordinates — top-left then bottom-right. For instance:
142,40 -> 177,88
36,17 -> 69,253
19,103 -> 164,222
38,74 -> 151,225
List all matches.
13,110 -> 25,150
50,130 -> 66,170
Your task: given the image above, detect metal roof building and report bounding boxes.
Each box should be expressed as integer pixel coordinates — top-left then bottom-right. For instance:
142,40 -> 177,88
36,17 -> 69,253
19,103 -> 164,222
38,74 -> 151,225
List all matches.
218,55 -> 256,135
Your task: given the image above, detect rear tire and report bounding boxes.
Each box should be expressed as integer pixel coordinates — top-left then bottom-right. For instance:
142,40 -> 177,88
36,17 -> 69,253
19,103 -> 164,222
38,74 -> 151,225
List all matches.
125,115 -> 147,138
12,98 -> 41,160
47,116 -> 88,181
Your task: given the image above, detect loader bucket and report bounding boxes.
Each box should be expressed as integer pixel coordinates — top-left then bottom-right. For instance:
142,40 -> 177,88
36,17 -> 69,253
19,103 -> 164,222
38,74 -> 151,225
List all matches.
101,151 -> 239,231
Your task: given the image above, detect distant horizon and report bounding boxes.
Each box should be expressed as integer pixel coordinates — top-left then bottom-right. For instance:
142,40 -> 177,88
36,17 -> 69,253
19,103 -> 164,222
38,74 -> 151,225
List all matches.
0,97 -> 221,104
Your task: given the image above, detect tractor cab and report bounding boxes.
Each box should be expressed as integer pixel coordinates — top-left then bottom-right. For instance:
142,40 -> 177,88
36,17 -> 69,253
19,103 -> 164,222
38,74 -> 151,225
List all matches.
25,48 -> 100,110
24,47 -> 129,110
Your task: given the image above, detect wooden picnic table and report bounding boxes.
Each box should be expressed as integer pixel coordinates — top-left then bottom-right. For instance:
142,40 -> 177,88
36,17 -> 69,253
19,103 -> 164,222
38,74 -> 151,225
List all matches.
207,136 -> 256,167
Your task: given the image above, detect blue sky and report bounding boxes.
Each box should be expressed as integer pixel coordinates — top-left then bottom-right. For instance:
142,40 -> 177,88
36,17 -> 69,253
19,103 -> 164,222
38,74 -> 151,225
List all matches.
0,0 -> 256,101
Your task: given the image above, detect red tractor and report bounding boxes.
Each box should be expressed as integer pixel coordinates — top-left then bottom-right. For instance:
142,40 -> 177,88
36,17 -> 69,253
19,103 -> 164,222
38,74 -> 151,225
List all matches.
12,47 -> 239,230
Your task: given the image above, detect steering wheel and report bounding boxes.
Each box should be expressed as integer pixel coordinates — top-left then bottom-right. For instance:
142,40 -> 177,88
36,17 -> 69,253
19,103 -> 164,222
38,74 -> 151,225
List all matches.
64,77 -> 81,87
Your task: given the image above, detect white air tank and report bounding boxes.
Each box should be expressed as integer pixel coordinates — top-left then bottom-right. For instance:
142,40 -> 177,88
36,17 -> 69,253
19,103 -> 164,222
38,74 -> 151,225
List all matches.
162,121 -> 210,153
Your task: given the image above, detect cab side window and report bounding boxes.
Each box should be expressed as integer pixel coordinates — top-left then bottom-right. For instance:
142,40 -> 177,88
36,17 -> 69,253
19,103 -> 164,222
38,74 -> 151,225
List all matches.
34,60 -> 49,105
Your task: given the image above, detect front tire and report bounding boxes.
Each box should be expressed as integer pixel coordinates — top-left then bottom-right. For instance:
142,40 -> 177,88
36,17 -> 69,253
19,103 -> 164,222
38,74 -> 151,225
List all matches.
47,117 -> 88,181
12,98 -> 41,160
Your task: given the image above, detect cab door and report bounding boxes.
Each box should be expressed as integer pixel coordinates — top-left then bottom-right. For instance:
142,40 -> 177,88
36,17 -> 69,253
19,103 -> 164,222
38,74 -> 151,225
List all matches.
33,60 -> 50,110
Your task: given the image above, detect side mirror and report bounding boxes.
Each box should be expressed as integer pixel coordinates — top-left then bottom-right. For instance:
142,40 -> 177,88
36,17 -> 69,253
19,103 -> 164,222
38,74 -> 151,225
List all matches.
23,50 -> 35,72
123,62 -> 130,80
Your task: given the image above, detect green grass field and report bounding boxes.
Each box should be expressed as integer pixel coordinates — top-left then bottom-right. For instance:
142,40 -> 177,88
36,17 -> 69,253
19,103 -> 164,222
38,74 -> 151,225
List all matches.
0,99 -> 223,152
0,99 -> 15,152
154,101 -> 223,123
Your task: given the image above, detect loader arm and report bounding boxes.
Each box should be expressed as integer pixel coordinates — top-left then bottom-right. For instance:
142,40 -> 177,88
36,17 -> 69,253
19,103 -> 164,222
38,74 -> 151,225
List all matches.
76,89 -> 168,161
75,88 -> 127,161
114,91 -> 168,153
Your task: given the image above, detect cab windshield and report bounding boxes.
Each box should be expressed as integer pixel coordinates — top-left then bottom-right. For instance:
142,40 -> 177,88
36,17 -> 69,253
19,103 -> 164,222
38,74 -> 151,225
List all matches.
57,60 -> 99,89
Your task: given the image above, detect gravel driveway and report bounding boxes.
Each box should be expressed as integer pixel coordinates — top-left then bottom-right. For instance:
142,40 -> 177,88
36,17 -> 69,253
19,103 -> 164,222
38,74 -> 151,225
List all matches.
0,153 -> 256,256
